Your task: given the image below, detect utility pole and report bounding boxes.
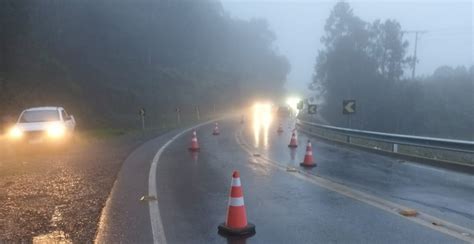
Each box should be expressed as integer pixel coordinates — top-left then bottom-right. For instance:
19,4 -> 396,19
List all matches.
404,30 -> 427,80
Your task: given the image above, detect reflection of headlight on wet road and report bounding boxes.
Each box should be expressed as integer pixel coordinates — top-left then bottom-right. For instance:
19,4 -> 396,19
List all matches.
262,110 -> 272,126
8,126 -> 23,140
47,124 -> 66,139
252,102 -> 273,147
253,102 -> 273,127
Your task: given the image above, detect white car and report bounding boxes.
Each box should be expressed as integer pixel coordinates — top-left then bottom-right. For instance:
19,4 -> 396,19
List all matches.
7,106 -> 76,145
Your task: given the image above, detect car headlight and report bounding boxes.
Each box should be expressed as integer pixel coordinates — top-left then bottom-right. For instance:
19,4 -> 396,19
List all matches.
47,124 -> 66,138
8,126 -> 23,139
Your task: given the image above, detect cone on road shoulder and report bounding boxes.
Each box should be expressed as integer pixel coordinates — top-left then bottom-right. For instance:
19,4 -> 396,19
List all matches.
188,130 -> 200,151
288,131 -> 298,148
300,140 -> 316,168
218,171 -> 256,236
277,123 -> 284,133
213,122 -> 220,135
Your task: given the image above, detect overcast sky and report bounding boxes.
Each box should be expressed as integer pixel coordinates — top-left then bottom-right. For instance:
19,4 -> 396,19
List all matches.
221,0 -> 473,94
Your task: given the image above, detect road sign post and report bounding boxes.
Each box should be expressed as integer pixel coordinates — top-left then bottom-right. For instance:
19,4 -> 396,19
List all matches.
175,107 -> 181,125
297,101 -> 303,110
139,108 -> 146,130
343,100 -> 356,114
343,100 -> 356,128
347,115 -> 352,129
195,106 -> 200,121
307,104 -> 317,115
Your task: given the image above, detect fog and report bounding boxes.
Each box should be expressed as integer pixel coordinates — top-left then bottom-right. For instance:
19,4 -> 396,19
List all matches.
0,0 -> 472,139
222,0 -> 473,93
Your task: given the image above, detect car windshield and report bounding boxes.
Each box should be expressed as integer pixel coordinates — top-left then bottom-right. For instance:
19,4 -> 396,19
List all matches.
20,110 -> 60,123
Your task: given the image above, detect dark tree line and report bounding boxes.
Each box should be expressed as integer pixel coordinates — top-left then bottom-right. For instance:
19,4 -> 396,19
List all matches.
310,2 -> 473,140
0,0 -> 289,128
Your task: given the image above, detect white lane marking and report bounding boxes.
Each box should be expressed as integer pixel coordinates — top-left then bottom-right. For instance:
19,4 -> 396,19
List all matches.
148,120 -> 218,244
235,130 -> 474,243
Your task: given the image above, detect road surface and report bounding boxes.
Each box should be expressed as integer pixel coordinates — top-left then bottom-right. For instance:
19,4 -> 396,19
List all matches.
96,117 -> 474,243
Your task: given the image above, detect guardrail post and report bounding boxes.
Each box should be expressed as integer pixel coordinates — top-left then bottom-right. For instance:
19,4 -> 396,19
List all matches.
393,143 -> 399,153
346,135 -> 351,144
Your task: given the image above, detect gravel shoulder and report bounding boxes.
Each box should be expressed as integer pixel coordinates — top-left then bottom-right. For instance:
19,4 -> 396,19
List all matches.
0,129 -> 166,243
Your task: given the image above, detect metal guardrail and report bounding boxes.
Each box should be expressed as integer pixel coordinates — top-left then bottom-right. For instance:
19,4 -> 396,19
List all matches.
297,119 -> 474,154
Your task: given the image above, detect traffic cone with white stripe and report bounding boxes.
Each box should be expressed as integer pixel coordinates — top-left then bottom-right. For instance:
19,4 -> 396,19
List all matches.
213,122 -> 220,135
218,171 -> 256,236
188,130 -> 200,151
288,130 -> 298,148
300,140 -> 316,168
277,123 -> 283,133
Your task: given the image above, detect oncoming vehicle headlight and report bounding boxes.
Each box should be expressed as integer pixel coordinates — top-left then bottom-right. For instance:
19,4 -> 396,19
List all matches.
47,124 -> 66,138
286,96 -> 301,111
8,126 -> 23,140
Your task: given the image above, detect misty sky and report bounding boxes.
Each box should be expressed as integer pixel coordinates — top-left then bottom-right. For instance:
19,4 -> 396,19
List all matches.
221,0 -> 473,94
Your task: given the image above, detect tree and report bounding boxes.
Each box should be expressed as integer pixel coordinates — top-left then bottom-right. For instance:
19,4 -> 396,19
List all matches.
369,19 -> 410,81
313,1 -> 377,126
309,2 -> 472,139
0,0 -> 289,129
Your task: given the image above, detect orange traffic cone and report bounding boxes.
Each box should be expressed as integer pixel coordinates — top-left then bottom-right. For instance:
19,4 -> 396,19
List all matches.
277,123 -> 283,133
300,140 -> 316,168
213,122 -> 220,135
188,130 -> 200,151
288,130 -> 298,148
218,171 -> 256,236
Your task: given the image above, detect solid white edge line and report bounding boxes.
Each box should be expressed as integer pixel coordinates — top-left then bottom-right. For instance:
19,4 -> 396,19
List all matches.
148,119 -> 218,244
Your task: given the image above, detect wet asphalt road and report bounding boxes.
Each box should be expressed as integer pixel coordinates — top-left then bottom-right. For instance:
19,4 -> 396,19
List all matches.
96,118 -> 474,243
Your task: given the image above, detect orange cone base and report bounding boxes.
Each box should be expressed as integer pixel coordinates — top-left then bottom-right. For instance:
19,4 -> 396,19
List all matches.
188,147 -> 200,151
300,162 -> 316,168
218,222 -> 256,236
288,144 -> 297,148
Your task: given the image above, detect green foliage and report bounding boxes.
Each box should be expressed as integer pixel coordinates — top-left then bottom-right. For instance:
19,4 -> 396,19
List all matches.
0,0 -> 289,128
312,1 -> 473,140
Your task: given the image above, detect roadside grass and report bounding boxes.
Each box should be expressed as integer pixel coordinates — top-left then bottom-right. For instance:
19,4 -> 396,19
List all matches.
79,115 -> 217,141
82,128 -> 129,139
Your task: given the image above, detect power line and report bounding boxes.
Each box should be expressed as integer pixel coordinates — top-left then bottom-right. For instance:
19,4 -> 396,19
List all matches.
403,30 -> 428,79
